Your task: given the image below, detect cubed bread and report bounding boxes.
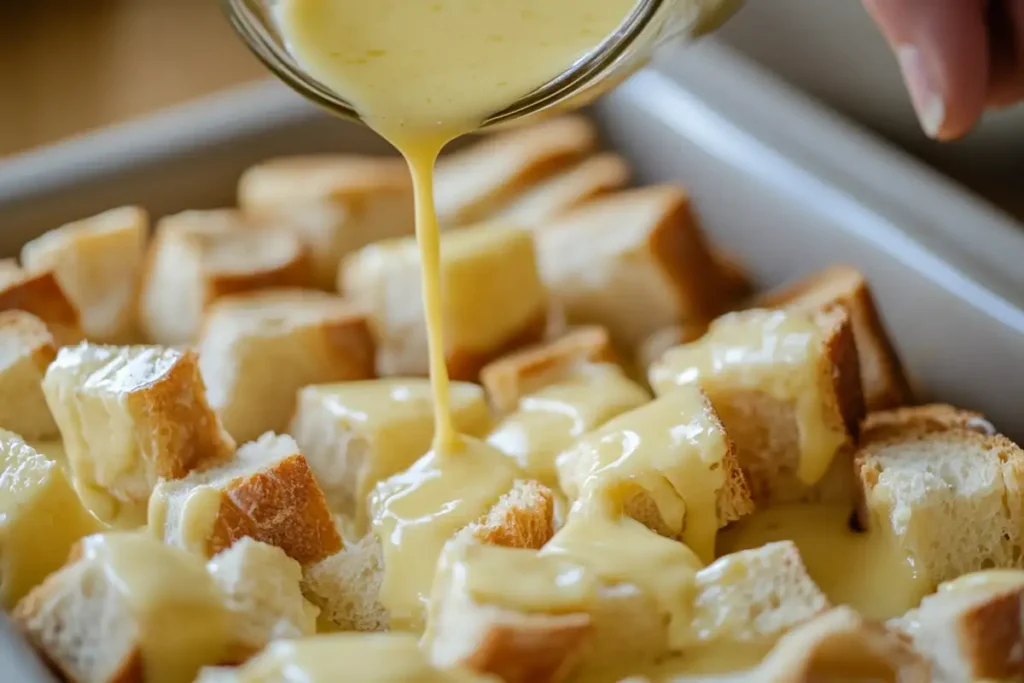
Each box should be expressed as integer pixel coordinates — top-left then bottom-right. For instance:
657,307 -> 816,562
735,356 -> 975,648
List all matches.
752,607 -> 929,683
650,308 -> 864,506
42,343 -> 235,526
435,116 -> 598,226
896,570 -> 1024,683
488,153 -> 630,227
487,363 -> 650,486
197,289 -> 375,444
0,311 -> 59,439
238,155 -> 415,289
532,186 -> 729,348
479,326 -> 617,414
304,480 -> 554,633
206,538 -> 319,659
556,384 -> 751,562
149,432 -> 341,565
14,531 -> 233,683
0,431 -> 99,607
21,206 -> 148,343
855,405 -> 1024,590
0,264 -> 83,346
342,223 -> 548,379
289,379 -> 492,523
138,210 -> 310,345
758,265 -> 911,411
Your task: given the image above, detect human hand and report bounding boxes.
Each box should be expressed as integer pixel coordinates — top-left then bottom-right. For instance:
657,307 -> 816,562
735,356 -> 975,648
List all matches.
864,0 -> 1024,140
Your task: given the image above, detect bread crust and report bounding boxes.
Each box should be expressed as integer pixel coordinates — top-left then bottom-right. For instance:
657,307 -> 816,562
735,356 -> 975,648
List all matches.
0,270 -> 83,346
447,304 -> 549,383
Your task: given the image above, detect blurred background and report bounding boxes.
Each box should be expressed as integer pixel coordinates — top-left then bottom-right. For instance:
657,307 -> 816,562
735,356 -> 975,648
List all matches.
0,0 -> 1020,217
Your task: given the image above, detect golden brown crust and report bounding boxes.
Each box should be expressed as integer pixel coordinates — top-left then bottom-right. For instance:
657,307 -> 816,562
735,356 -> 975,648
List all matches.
212,453 -> 342,565
860,403 -> 994,445
447,305 -> 549,382
713,251 -> 755,310
759,265 -> 911,412
464,612 -> 592,683
479,325 -> 617,413
953,587 -> 1024,679
0,271 -> 83,346
470,481 -> 556,550
125,348 -> 235,481
206,247 -> 312,299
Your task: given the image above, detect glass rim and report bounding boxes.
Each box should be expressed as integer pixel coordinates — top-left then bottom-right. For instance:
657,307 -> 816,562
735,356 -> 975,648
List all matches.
220,0 -> 666,128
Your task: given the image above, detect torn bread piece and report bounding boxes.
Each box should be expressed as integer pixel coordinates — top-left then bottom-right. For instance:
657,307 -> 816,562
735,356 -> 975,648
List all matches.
206,538 -> 319,660
14,531 -> 233,683
758,265 -> 911,411
198,289 -> 376,444
149,432 -> 341,565
855,404 -> 1024,592
0,431 -> 100,608
533,186 -> 729,348
650,307 -> 865,506
43,343 -> 234,527
894,570 -> 1024,683
0,264 -> 83,346
196,633 -> 498,683
289,379 -> 491,524
304,480 -> 554,634
21,206 -> 148,343
342,223 -> 547,379
557,384 -> 752,561
0,311 -> 59,439
479,325 -> 617,414
487,363 -> 650,486
138,210 -> 310,345
238,155 -> 415,289
860,402 -> 995,443
749,607 -> 929,683
488,152 -> 630,227
435,115 -> 598,226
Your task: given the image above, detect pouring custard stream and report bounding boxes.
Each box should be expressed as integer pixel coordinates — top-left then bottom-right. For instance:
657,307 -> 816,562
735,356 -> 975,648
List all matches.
277,0 -> 637,452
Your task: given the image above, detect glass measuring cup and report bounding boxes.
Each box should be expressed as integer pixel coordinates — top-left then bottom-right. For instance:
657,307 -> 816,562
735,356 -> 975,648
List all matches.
221,0 -> 743,128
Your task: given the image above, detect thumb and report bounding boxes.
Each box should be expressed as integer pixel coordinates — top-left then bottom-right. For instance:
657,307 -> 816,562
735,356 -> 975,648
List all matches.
864,0 -> 989,140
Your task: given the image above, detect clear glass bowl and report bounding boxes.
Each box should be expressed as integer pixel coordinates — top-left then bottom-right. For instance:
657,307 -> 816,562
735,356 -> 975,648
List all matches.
221,0 -> 742,128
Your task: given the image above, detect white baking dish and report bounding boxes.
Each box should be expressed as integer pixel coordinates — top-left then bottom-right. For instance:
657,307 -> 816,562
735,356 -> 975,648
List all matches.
1,41 -> 1023,681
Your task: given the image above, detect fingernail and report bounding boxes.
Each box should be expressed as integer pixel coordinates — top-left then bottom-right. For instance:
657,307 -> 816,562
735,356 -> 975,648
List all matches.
896,45 -> 945,139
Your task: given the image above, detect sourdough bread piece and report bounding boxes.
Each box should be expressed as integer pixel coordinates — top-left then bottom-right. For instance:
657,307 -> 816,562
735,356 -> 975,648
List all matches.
289,379 -> 492,523
758,265 -> 911,411
304,480 -> 554,633
42,343 -> 235,527
856,405 -> 1024,593
149,433 -> 341,565
206,538 -> 319,660
138,209 -> 310,345
746,607 -> 929,683
532,185 -> 729,349
0,431 -> 100,608
488,152 -> 630,227
197,289 -> 375,443
895,570 -> 1024,683
21,206 -> 148,343
650,307 -> 864,506
0,311 -> 59,439
0,263 -> 83,346
435,116 -> 598,226
14,531 -> 233,683
238,155 -> 415,289
342,222 -> 548,379
479,325 -> 617,414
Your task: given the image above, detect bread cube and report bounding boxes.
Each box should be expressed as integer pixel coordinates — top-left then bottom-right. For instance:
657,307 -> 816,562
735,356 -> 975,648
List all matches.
138,210 -> 310,345
0,263 -> 83,346
342,223 -> 548,379
238,155 -> 415,289
42,343 -> 235,526
533,186 -> 729,348
149,432 -> 341,565
21,206 -> 148,343
197,289 -> 375,444
0,311 -> 59,439
289,379 -> 491,523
